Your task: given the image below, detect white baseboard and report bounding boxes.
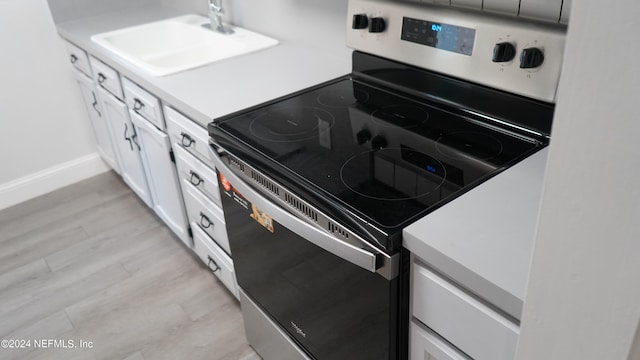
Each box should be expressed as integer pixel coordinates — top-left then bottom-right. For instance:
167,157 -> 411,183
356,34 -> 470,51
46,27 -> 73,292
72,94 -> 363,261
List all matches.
0,153 -> 111,211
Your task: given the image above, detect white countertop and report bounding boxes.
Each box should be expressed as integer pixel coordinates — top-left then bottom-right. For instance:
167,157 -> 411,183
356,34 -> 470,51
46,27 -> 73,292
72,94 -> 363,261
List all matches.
404,148 -> 548,321
56,7 -> 352,128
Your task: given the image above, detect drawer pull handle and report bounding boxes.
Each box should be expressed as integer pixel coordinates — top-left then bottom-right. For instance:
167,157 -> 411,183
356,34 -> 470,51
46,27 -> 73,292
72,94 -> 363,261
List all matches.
97,73 -> 106,84
133,98 -> 145,112
70,54 -> 78,64
207,255 -> 221,273
181,133 -> 195,148
200,212 -> 213,229
189,171 -> 204,187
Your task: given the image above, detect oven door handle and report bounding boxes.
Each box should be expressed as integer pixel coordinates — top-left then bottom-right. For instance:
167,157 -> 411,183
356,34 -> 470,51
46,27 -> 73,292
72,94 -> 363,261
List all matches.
209,146 -> 382,275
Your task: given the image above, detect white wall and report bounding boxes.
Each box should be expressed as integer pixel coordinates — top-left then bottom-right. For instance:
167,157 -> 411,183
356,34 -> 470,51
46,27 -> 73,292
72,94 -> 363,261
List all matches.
516,1 -> 640,359
227,0 -> 348,52
0,0 -> 108,210
47,0 -> 158,23
159,0 -> 207,16
162,0 -> 349,54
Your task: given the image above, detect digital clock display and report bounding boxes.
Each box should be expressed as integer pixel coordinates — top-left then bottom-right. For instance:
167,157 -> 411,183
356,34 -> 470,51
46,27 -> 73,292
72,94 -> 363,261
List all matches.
401,17 -> 476,56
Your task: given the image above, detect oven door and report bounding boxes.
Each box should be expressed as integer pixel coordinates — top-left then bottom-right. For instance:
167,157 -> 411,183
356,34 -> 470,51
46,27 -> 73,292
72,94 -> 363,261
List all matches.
210,146 -> 402,360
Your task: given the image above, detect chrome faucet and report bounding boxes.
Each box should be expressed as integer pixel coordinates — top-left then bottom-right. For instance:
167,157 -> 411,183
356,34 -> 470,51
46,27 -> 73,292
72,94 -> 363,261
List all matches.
208,0 -> 233,34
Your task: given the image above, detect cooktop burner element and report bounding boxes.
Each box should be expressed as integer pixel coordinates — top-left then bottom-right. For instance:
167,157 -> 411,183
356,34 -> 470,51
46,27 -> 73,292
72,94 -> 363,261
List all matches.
371,104 -> 429,128
249,106 -> 335,143
340,147 -> 446,201
436,131 -> 504,161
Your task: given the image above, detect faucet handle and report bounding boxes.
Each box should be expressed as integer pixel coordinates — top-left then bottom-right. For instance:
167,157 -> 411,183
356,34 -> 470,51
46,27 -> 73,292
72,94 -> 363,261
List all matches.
210,0 -> 224,14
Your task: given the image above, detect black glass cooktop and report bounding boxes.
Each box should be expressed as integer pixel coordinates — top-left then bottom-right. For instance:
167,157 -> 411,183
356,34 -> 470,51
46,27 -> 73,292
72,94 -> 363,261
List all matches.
210,77 -> 542,232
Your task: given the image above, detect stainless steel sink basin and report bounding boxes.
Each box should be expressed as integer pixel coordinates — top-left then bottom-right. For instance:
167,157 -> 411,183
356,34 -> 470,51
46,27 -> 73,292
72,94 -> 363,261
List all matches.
91,14 -> 278,76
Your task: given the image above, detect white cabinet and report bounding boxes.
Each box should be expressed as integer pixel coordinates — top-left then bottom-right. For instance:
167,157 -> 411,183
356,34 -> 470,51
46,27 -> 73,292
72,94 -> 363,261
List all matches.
72,69 -> 120,174
411,259 -> 519,360
64,39 -> 120,174
63,40 -> 237,299
130,110 -> 190,246
84,65 -> 191,245
165,106 -> 238,298
98,86 -> 153,207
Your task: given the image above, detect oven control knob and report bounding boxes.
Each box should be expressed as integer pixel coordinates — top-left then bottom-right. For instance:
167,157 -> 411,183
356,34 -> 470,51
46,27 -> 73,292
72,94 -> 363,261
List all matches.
371,135 -> 387,149
352,14 -> 369,29
492,42 -> 516,62
520,47 -> 545,69
368,17 -> 386,33
356,129 -> 372,145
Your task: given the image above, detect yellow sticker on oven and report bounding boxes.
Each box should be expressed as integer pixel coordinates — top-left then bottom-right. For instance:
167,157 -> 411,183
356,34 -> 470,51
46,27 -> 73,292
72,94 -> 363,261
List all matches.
250,204 -> 274,233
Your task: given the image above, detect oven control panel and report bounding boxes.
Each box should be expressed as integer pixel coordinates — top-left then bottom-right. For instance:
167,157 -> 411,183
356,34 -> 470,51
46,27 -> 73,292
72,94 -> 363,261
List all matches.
347,0 -> 566,103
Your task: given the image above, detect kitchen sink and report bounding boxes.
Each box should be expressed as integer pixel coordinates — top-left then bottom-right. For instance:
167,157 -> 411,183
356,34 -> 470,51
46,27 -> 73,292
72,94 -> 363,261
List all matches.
91,14 -> 278,76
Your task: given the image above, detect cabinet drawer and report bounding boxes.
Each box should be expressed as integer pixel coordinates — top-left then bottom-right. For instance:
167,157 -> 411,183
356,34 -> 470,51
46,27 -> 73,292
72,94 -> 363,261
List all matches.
174,145 -> 221,207
410,320 -> 471,360
64,41 -> 91,77
165,106 -> 211,165
192,222 -> 238,299
182,178 -> 230,255
122,77 -> 165,131
412,263 -> 519,360
89,56 -> 123,100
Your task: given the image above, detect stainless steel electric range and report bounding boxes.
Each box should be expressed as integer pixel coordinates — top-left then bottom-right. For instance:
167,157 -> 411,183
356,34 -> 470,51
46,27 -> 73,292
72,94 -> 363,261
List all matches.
208,1 -> 565,359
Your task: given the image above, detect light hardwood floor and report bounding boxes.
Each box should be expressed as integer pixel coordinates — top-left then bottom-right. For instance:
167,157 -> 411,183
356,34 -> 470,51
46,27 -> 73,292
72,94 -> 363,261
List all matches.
0,171 -> 260,360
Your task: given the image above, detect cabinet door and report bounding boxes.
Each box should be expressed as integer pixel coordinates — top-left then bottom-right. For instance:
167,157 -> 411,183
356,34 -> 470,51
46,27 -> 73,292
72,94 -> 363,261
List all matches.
130,110 -> 190,245
98,86 -> 152,207
74,70 -> 121,174
412,263 -> 519,360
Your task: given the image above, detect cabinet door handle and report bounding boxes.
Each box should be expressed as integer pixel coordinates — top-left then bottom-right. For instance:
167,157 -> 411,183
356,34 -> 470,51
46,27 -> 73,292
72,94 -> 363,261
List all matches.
124,123 -> 133,151
207,255 -> 220,273
130,124 -> 141,151
189,171 -> 204,187
200,212 -> 213,229
91,92 -> 101,117
180,133 -> 195,148
133,98 -> 145,112
97,73 -> 106,84
70,54 -> 78,64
